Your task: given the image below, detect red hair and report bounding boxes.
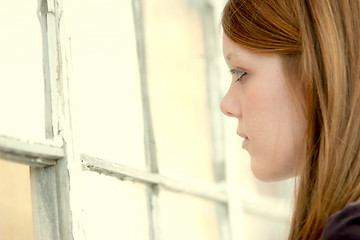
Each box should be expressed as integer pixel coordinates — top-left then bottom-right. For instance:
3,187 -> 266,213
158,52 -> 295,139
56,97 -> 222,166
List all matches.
222,0 -> 360,239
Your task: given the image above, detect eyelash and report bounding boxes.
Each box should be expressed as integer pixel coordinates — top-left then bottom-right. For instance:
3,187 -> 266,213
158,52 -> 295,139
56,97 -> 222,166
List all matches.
230,69 -> 247,82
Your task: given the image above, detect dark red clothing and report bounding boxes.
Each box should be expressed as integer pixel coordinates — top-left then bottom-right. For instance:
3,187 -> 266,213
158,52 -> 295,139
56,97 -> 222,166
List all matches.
320,202 -> 360,240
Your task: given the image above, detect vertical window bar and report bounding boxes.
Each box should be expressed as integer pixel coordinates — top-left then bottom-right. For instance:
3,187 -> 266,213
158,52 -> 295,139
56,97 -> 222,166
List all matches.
201,3 -> 231,240
31,0 -> 76,239
132,0 -> 162,239
31,1 -> 61,239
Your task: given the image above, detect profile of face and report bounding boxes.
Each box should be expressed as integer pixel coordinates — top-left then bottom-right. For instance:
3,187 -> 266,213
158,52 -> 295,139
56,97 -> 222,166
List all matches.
221,35 -> 306,181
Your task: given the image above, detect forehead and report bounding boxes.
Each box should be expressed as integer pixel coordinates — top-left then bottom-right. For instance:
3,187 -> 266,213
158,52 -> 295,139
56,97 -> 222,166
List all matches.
222,34 -> 283,68
222,35 -> 256,63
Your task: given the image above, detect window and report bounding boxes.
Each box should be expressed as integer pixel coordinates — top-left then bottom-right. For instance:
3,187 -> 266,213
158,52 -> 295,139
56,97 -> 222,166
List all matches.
0,160 -> 33,239
0,0 -> 292,239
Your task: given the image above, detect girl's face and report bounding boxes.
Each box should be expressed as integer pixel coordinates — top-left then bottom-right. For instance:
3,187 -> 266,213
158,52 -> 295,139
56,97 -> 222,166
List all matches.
221,35 -> 306,181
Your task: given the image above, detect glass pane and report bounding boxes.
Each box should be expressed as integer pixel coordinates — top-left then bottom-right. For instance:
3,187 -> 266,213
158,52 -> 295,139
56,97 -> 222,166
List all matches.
159,190 -> 219,240
81,171 -> 149,240
145,0 -> 214,182
0,1 -> 45,139
0,160 -> 33,240
70,0 -> 146,168
243,212 -> 289,240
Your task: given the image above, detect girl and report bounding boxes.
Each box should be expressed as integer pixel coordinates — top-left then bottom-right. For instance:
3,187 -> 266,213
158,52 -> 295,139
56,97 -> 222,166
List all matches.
220,0 -> 360,239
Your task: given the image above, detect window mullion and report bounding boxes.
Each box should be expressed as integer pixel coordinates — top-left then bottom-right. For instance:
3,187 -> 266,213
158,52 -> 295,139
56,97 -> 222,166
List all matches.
31,0 -> 81,239
131,0 -> 158,173
132,1 -> 162,239
0,135 -> 63,167
31,1 -> 62,239
81,154 -> 227,202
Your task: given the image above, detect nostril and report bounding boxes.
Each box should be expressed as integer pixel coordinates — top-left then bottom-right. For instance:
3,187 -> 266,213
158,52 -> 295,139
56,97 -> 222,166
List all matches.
226,111 -> 234,117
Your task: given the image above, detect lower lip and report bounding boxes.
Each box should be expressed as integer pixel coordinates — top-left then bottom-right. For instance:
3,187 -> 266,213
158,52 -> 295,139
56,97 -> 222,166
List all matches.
242,137 -> 249,149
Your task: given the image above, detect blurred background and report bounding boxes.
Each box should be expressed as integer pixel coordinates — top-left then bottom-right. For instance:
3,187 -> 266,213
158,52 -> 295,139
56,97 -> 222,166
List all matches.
0,0 -> 293,239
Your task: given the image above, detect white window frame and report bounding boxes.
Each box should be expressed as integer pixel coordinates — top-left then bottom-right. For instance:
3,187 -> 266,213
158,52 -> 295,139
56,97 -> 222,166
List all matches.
0,0 -> 80,238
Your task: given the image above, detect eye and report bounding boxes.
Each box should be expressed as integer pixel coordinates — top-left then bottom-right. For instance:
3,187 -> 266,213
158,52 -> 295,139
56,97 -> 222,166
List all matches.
230,69 -> 247,83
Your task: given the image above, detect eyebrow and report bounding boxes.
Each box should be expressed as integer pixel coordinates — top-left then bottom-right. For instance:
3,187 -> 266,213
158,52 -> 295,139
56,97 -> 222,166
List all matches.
225,54 -> 233,61
225,53 -> 252,66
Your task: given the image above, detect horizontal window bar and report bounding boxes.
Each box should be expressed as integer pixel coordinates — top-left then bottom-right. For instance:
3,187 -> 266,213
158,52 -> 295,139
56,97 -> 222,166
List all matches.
81,154 -> 291,222
0,135 -> 64,167
81,154 -> 228,203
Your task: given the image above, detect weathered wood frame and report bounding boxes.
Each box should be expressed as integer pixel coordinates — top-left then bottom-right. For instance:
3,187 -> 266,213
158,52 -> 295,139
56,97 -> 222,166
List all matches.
0,0 -> 81,239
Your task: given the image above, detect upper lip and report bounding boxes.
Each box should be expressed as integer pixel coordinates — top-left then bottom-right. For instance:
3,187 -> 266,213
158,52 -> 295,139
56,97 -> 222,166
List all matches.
237,131 -> 248,139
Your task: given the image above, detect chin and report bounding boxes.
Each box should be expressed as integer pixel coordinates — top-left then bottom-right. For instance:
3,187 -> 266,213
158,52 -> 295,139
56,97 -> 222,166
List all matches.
251,161 -> 294,182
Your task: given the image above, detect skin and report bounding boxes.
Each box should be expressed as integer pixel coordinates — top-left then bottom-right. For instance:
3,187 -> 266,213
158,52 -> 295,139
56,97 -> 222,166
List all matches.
221,35 -> 306,181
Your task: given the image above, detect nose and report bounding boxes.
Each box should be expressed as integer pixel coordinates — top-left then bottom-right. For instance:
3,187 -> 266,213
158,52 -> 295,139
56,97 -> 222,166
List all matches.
220,89 -> 242,118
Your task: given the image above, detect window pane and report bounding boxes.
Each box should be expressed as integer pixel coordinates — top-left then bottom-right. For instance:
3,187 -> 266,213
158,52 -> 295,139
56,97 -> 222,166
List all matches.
81,171 -> 149,240
70,0 -> 146,168
159,190 -> 219,240
145,0 -> 214,182
0,160 -> 33,240
0,1 -> 45,139
243,212 -> 289,240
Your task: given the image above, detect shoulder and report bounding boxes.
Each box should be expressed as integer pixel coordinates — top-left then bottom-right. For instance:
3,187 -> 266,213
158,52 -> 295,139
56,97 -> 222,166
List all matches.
320,202 -> 360,240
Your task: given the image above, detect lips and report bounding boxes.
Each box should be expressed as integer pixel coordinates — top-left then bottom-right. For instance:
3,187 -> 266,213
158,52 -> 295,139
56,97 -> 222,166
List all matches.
237,131 -> 249,149
242,137 -> 249,148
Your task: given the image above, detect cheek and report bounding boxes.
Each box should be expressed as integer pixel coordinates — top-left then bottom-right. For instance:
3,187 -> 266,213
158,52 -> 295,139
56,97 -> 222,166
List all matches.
243,86 -> 284,136
244,83 -> 302,154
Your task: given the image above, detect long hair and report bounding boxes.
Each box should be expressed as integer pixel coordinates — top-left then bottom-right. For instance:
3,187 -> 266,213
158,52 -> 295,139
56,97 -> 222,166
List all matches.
221,0 -> 360,239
